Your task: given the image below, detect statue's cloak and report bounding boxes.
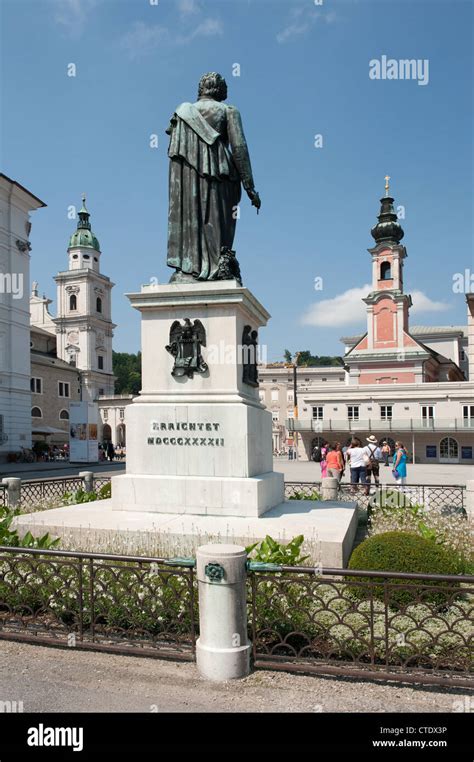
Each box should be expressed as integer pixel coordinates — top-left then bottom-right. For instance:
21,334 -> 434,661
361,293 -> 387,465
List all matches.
166,102 -> 241,280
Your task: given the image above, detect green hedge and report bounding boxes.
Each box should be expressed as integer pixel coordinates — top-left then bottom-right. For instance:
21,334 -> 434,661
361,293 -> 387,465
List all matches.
348,531 -> 464,607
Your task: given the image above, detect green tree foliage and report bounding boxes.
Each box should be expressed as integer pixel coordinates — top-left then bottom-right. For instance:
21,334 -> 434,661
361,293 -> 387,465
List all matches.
284,350 -> 344,367
113,351 -> 142,394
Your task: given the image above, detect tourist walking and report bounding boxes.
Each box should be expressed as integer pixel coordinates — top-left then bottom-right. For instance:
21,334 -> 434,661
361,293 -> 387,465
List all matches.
381,441 -> 391,466
320,441 -> 329,479
392,441 -> 408,488
346,438 -> 367,493
106,441 -> 115,462
364,435 -> 382,495
326,443 -> 344,482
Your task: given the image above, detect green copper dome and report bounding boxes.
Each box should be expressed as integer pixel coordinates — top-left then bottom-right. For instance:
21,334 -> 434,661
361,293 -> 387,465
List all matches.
68,196 -> 101,252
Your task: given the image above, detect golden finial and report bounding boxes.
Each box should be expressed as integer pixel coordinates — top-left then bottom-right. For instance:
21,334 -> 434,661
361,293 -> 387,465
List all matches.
384,175 -> 390,197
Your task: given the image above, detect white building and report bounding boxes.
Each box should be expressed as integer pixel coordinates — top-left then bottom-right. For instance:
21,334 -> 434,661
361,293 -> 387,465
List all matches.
0,174 -> 45,460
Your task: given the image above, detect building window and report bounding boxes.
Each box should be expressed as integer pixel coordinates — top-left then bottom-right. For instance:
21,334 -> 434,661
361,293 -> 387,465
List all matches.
69,294 -> 77,311
380,262 -> 392,280
58,381 -> 70,398
69,353 -> 77,367
99,388 -> 104,396
59,409 -> 69,420
30,377 -> 42,394
460,349 -> 466,362
322,377 -> 327,382
31,407 -> 42,418
347,405 -> 359,421
119,408 -> 125,420
463,405 -> 474,426
421,405 -> 434,426
272,412 -> 279,422
287,391 -> 294,402
287,410 -> 294,419
98,355 -> 104,370
103,409 -> 108,420
440,436 -> 458,460
380,405 -> 393,420
96,297 -> 102,313
271,390 -> 279,401
312,406 -> 323,420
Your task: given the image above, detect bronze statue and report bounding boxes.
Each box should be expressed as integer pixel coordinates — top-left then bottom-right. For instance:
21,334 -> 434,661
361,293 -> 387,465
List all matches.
166,72 -> 260,283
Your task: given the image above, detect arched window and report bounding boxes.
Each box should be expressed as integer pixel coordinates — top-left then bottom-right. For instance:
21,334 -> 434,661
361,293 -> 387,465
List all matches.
380,262 -> 392,280
69,294 -> 77,311
31,407 -> 42,418
59,409 -> 69,420
440,436 -> 458,461
96,297 -> 102,313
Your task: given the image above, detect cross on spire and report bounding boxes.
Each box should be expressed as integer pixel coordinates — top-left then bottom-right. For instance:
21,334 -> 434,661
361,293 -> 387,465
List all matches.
384,175 -> 390,197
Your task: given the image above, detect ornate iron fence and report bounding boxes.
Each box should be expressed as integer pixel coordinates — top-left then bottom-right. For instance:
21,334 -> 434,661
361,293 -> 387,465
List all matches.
0,546 -> 197,659
248,566 -> 474,687
0,485 -> 6,507
285,481 -> 465,513
15,476 -> 111,509
285,481 -> 322,499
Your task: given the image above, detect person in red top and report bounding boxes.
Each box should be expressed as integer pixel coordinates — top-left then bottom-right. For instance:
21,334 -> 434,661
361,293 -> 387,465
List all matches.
325,445 -> 344,482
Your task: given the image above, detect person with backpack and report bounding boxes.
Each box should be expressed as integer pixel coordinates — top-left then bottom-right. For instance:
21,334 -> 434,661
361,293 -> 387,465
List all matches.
346,437 -> 367,493
364,435 -> 382,495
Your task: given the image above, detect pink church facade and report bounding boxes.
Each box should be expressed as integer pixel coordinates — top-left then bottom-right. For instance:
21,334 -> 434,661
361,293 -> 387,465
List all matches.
282,186 -> 473,465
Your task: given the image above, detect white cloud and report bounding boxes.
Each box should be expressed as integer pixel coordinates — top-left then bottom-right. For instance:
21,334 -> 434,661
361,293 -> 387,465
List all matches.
409,290 -> 450,315
54,0 -> 98,38
277,8 -> 337,44
177,18 -> 223,44
120,13 -> 223,58
301,285 -> 450,327
177,0 -> 200,16
120,22 -> 168,60
301,285 -> 370,327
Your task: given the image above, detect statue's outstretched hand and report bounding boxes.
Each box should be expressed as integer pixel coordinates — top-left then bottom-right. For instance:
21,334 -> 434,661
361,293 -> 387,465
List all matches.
247,188 -> 261,212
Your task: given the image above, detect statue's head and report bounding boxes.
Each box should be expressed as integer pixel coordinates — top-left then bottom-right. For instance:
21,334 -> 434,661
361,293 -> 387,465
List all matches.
198,72 -> 228,102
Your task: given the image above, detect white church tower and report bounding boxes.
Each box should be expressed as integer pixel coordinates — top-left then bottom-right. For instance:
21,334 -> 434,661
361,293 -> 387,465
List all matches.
54,196 -> 115,402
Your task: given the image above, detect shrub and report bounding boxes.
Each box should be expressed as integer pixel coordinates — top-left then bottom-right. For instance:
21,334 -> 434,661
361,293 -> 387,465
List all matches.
348,531 -> 464,607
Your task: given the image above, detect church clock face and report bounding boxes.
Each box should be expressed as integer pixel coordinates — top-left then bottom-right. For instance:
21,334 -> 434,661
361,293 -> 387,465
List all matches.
67,331 -> 79,346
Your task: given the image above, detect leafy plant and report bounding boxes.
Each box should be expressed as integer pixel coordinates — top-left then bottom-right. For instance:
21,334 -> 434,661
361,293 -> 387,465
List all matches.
246,534 -> 309,565
288,490 -> 321,501
0,505 -> 59,549
98,482 -> 111,499
62,489 -> 98,504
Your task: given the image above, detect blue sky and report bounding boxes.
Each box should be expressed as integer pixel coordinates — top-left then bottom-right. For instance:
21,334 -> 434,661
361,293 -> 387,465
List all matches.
2,0 -> 473,360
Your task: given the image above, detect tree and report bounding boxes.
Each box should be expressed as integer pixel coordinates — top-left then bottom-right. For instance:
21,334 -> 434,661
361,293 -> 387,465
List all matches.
113,351 -> 142,394
283,350 -> 344,367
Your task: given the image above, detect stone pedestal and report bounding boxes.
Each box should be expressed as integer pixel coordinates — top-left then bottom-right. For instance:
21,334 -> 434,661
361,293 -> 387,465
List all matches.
112,280 -> 284,517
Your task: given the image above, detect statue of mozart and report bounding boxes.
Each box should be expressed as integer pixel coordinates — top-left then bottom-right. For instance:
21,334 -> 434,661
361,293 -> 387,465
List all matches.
166,72 -> 261,283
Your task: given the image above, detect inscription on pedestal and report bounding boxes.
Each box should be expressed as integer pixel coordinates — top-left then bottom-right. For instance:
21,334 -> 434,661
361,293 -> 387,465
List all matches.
147,421 -> 224,447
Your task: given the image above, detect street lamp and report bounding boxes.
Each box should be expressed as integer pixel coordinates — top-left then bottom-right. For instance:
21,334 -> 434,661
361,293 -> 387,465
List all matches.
293,352 -> 300,460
